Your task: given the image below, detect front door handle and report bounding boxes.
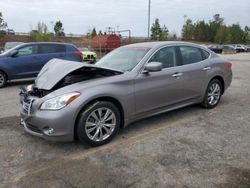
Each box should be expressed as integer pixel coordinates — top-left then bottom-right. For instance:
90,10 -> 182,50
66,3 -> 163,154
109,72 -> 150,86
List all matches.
203,66 -> 211,71
172,72 -> 183,77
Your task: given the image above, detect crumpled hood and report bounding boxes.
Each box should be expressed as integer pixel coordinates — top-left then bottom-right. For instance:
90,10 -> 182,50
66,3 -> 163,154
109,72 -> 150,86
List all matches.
34,58 -> 122,90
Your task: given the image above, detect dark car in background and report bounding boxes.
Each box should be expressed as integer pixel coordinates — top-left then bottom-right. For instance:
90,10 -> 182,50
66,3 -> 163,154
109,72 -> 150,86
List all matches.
208,45 -> 236,54
0,42 -> 82,87
208,45 -> 223,53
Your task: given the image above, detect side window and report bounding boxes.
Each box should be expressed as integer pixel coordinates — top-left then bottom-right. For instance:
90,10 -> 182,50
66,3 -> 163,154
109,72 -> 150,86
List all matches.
149,47 -> 177,68
180,46 -> 203,65
54,44 -> 66,52
201,49 -> 210,60
17,45 -> 35,56
38,44 -> 66,54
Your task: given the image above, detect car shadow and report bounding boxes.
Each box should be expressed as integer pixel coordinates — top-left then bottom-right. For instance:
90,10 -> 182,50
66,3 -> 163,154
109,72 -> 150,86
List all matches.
119,104 -> 200,136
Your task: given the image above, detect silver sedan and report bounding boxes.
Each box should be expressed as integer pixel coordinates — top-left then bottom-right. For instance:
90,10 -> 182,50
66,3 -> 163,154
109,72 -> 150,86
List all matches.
19,42 -> 232,146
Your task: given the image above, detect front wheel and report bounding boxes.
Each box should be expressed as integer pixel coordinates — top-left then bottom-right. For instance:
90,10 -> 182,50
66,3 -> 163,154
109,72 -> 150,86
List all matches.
0,71 -> 7,88
202,79 -> 222,108
76,101 -> 121,146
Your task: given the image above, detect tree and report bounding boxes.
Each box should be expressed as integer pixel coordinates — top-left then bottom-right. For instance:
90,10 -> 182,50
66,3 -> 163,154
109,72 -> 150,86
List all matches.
31,22 -> 50,41
207,14 -> 224,42
0,12 -> 7,30
180,14 -> 248,43
193,20 -> 209,41
54,21 -> 65,36
215,25 -> 227,44
0,12 -> 7,37
151,18 -> 162,40
150,18 -> 168,41
160,25 -> 169,40
244,26 -> 250,43
91,27 -> 97,38
225,24 -> 245,44
182,18 -> 194,40
98,30 -> 103,35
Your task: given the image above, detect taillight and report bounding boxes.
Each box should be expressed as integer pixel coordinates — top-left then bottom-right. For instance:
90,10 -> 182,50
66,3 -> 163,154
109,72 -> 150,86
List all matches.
227,63 -> 232,70
74,51 -> 82,57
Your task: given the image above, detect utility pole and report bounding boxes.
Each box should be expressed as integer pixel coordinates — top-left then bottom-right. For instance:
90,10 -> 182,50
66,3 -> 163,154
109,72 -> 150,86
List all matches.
148,0 -> 151,39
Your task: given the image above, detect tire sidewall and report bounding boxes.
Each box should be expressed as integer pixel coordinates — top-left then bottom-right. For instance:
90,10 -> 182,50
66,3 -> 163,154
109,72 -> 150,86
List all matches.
203,79 -> 222,108
76,101 -> 121,146
0,71 -> 7,88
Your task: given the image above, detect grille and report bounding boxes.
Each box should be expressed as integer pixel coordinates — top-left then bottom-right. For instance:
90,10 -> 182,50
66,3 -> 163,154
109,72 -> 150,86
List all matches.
22,98 -> 35,115
26,123 -> 42,134
85,55 -> 95,60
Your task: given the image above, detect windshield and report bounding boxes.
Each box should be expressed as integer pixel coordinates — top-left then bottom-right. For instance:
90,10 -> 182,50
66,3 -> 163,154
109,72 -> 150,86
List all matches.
96,47 -> 150,72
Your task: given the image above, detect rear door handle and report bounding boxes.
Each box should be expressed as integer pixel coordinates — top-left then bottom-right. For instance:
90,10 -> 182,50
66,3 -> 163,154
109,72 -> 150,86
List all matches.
203,66 -> 211,71
172,72 -> 183,77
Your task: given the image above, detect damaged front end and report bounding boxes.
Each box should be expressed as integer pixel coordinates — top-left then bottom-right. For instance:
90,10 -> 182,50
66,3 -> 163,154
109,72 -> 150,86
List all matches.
20,59 -> 123,98
19,59 -> 123,140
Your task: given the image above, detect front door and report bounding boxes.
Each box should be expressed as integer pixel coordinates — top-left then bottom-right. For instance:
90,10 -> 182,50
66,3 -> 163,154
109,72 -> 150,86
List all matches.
134,46 -> 185,115
8,44 -> 39,78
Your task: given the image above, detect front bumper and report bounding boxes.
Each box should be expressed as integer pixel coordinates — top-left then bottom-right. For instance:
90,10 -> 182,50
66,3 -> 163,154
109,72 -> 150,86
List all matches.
20,96 -> 75,142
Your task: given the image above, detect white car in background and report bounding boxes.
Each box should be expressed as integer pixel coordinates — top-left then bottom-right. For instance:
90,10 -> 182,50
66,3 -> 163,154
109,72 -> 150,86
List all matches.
233,44 -> 247,53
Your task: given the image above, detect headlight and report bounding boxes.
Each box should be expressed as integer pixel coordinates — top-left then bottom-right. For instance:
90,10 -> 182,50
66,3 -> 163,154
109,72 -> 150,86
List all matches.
40,92 -> 80,110
26,84 -> 33,92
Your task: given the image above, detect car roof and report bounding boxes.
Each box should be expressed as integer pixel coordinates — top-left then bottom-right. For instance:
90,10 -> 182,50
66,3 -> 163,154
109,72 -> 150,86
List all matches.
124,41 -> 205,49
19,42 -> 74,46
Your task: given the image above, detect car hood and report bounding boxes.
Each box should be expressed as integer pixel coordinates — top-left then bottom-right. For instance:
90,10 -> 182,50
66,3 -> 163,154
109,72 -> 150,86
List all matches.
34,58 -> 123,90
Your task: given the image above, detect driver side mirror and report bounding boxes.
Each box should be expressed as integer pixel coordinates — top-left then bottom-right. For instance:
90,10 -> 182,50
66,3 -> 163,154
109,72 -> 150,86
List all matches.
9,49 -> 18,57
143,62 -> 163,73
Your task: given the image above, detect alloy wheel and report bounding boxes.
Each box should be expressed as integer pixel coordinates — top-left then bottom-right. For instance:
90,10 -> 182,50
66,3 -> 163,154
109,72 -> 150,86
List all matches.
85,107 -> 116,142
207,82 -> 221,106
0,73 -> 6,87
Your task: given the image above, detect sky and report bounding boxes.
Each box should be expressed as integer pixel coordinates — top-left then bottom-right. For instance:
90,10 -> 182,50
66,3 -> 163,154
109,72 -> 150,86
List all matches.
0,0 -> 249,37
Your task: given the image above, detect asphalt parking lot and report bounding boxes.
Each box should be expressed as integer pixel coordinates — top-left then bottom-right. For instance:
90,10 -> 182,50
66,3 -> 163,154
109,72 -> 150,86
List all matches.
1,53 -> 250,188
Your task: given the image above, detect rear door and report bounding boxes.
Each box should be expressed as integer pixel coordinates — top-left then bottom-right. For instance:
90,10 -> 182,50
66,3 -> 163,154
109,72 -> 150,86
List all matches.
177,45 -> 211,100
35,44 -> 66,73
8,44 -> 39,78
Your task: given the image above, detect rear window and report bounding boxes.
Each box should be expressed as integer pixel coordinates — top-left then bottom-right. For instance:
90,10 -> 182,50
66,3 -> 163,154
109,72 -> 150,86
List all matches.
180,46 -> 203,65
38,44 -> 66,54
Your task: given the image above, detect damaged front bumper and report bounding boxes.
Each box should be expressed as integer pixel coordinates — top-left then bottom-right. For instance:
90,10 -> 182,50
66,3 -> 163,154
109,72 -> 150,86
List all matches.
19,88 -> 75,142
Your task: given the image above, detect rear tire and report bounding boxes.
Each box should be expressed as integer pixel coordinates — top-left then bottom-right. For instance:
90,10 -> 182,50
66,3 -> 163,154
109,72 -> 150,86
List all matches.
0,71 -> 7,88
202,79 -> 222,109
76,101 -> 121,146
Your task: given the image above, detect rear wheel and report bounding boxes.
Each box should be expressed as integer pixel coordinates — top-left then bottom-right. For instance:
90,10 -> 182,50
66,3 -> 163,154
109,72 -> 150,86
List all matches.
202,79 -> 222,108
0,71 -> 7,88
76,101 -> 121,146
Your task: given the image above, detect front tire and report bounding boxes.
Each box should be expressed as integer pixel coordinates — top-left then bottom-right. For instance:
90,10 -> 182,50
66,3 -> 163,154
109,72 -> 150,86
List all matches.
0,71 -> 7,88
76,101 -> 121,146
202,79 -> 222,108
